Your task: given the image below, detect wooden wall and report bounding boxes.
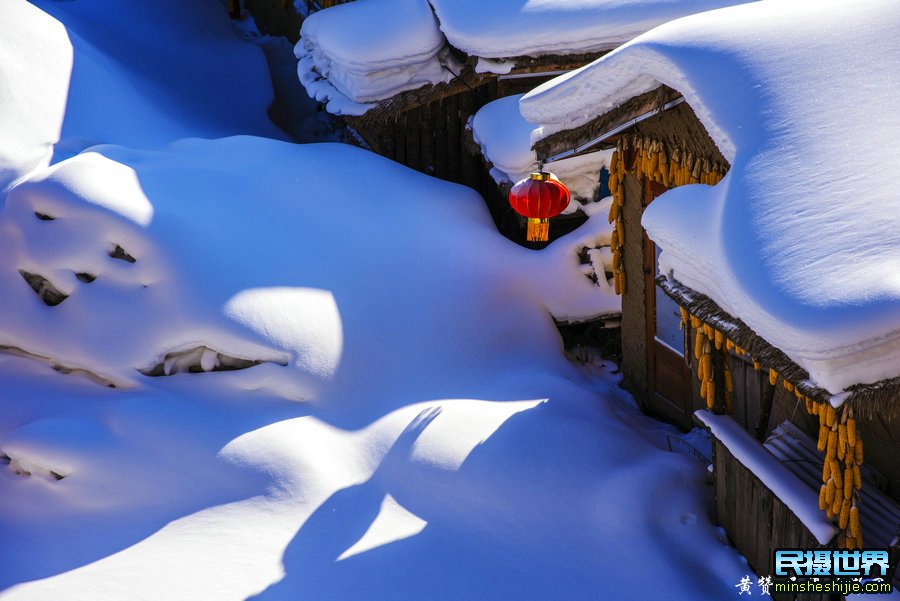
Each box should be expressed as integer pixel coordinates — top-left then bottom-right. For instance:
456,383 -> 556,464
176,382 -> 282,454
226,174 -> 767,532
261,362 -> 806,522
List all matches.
713,439 -> 832,601
350,74 -> 583,241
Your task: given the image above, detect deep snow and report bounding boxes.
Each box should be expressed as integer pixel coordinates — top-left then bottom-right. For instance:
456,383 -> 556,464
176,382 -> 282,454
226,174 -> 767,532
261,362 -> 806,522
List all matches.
0,1 -> 752,600
521,0 -> 900,395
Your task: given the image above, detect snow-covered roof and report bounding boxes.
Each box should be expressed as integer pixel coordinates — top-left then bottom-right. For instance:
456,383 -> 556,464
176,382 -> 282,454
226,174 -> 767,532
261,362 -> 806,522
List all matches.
295,0 -> 752,114
470,94 -> 611,205
520,0 -> 900,395
295,0 -> 452,114
428,0 -> 751,60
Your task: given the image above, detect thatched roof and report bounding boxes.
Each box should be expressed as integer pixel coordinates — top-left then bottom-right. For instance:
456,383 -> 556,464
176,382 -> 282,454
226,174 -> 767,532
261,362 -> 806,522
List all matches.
659,276 -> 899,420
533,85 -> 728,169
347,52 -> 604,130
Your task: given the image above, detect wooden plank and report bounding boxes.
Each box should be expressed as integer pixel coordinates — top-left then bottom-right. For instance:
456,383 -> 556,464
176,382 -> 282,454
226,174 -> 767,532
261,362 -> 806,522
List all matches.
458,89 -> 480,189
392,115 -> 406,165
405,107 -> 421,172
445,93 -> 461,184
433,98 -> 448,180
420,103 -> 436,176
715,440 -> 729,533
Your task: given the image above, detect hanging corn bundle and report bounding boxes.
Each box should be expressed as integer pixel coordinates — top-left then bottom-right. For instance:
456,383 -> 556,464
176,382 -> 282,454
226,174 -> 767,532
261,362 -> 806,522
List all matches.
607,136 -> 726,296
806,400 -> 864,548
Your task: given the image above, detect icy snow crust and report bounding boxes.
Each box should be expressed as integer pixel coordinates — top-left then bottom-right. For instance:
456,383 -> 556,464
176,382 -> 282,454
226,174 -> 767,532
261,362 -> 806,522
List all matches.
0,1 -> 753,599
521,0 -> 900,394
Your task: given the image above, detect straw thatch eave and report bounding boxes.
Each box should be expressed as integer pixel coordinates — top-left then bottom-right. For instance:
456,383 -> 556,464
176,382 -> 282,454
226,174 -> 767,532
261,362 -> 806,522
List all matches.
658,275 -> 899,420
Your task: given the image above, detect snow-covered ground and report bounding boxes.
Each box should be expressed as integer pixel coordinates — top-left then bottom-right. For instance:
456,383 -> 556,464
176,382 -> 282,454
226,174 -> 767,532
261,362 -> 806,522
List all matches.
0,1 -> 751,600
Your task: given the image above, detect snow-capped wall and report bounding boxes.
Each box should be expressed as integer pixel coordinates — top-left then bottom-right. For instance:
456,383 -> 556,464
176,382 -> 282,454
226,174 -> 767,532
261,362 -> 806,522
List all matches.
520,0 -> 900,394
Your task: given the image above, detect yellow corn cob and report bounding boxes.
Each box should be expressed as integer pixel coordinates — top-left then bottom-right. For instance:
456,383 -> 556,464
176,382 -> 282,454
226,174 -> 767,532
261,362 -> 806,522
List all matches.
690,315 -> 701,329
612,249 -> 622,270
725,369 -> 733,392
831,459 -> 842,489
752,360 -> 760,371
615,220 -> 624,245
726,339 -> 735,352
784,380 -> 795,393
707,381 -> 715,408
853,464 -> 861,489
614,271 -> 622,295
608,201 -> 620,224
610,228 -> 619,249
818,405 -> 827,427
610,151 -> 619,174
839,499 -> 850,529
817,425 -> 828,452
847,418 -> 857,448
843,468 -> 852,499
825,478 -> 836,504
826,405 -> 836,428
831,488 -> 842,516
855,438 -> 863,465
849,505 -> 860,538
838,424 -> 847,459
714,330 -> 724,350
680,307 -> 689,325
769,368 -> 778,386
701,355 -> 712,380
608,170 -> 619,193
826,430 -> 837,460
822,457 -> 831,482
735,345 -> 745,356
818,484 -> 828,510
694,331 -> 704,360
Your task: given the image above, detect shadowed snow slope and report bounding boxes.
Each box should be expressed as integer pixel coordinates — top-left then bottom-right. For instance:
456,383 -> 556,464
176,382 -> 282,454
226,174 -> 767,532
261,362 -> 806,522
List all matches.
0,0 -> 281,195
0,2 -> 749,600
522,0 -> 900,394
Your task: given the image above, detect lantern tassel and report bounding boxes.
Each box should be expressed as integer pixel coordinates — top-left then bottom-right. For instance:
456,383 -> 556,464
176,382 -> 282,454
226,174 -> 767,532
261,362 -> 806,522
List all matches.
526,218 -> 550,242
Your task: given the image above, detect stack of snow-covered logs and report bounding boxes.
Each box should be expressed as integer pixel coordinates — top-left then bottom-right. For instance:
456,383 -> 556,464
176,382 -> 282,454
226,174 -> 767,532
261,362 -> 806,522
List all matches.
606,134 -> 726,295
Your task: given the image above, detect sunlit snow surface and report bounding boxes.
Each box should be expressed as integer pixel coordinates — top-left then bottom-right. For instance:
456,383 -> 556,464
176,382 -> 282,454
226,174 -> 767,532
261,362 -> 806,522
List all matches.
0,1 -> 748,600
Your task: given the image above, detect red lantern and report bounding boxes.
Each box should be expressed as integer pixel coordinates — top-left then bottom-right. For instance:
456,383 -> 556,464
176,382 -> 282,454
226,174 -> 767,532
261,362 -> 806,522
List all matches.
508,171 -> 571,242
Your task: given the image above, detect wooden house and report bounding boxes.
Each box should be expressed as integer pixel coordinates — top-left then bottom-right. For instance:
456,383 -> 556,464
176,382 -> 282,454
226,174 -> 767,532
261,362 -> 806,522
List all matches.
246,0 -> 752,236
518,1 -> 900,595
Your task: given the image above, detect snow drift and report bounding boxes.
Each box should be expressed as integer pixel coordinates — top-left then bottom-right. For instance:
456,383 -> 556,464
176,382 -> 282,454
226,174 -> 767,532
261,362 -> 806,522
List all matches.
0,2 -> 752,600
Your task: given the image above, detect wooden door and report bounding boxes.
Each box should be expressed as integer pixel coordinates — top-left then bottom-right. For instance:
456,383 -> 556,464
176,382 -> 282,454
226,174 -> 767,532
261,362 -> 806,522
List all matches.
643,179 -> 694,429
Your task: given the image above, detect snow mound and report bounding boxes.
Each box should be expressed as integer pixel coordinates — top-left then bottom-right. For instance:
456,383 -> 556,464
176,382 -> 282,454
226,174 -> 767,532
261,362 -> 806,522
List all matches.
0,3 -> 751,600
0,0 -> 281,197
294,0 -> 454,112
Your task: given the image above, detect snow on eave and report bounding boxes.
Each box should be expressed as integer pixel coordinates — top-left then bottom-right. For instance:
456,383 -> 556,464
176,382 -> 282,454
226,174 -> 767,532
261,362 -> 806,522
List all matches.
520,31 -> 737,164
